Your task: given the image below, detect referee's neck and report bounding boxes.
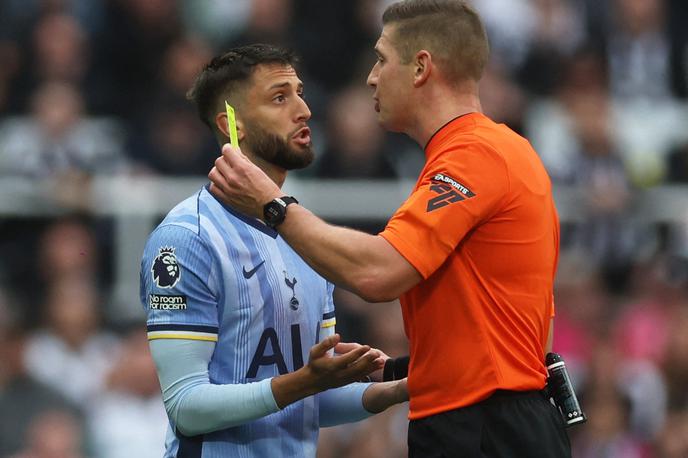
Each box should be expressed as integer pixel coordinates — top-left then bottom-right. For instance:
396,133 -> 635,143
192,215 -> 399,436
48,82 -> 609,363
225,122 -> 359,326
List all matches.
406,81 -> 482,149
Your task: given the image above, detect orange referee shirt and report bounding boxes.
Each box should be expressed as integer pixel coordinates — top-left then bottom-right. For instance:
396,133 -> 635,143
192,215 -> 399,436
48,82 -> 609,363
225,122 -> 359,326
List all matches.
380,112 -> 560,420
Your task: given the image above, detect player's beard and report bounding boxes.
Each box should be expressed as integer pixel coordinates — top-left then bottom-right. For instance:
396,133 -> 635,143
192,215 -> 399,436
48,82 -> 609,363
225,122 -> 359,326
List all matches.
242,119 -> 314,170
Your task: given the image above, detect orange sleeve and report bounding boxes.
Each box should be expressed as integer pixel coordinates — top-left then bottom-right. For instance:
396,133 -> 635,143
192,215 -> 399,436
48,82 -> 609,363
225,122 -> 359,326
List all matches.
380,142 -> 509,278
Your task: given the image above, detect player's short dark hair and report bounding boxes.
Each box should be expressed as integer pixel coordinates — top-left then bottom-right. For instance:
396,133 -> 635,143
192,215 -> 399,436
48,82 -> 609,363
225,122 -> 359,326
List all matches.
187,44 -> 299,129
382,0 -> 489,82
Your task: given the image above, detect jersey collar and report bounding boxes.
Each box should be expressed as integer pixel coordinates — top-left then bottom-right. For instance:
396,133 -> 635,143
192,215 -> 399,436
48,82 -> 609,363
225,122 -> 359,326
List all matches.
424,112 -> 483,160
203,184 -> 279,239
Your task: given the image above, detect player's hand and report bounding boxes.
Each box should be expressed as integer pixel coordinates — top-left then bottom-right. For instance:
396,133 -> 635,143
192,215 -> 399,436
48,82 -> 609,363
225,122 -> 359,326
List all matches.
208,144 -> 282,219
307,334 -> 385,391
335,341 -> 390,382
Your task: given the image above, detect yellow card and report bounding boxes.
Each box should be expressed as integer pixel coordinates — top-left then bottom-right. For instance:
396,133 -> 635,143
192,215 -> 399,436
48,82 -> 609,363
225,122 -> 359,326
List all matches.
225,101 -> 239,147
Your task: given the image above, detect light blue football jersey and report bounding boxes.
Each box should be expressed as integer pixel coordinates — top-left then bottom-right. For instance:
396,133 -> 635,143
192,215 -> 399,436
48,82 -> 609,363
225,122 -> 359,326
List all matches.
140,185 -> 337,458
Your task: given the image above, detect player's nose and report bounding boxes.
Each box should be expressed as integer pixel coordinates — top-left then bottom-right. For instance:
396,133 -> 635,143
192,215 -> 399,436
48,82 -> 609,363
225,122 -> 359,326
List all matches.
295,95 -> 311,122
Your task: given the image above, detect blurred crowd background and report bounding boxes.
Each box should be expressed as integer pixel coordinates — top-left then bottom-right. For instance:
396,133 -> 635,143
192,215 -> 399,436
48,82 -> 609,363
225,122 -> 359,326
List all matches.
0,0 -> 687,457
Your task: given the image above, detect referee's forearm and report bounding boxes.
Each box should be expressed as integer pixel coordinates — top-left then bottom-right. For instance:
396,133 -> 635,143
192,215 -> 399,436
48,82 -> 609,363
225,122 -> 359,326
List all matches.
277,205 -> 389,301
362,379 -> 409,413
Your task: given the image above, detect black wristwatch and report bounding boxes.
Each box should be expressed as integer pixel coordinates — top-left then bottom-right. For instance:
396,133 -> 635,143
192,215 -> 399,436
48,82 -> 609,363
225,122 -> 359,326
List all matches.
263,196 -> 299,229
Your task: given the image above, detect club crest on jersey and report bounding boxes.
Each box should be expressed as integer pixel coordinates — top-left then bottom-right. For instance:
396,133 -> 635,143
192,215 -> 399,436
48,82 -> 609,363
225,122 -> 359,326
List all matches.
152,247 -> 181,288
283,270 -> 299,310
426,173 -> 476,212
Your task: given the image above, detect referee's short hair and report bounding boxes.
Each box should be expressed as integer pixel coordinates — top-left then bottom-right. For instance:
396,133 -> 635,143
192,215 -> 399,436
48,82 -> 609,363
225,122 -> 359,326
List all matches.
382,0 -> 489,83
187,44 -> 298,130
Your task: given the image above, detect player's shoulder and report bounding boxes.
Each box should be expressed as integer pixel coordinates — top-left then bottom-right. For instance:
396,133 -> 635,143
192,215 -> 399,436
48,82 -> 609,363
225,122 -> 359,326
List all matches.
158,189 -> 204,230
143,189 -> 212,255
152,186 -> 226,238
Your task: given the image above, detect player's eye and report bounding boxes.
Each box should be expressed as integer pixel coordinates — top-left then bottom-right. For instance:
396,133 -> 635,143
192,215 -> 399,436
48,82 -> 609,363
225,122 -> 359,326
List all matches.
273,94 -> 286,103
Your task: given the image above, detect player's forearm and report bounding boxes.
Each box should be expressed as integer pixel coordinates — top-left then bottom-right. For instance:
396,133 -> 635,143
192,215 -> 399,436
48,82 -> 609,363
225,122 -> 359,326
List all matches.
173,378 -> 279,435
361,379 -> 408,413
317,382 -> 374,427
277,205 -> 399,302
150,339 -> 280,436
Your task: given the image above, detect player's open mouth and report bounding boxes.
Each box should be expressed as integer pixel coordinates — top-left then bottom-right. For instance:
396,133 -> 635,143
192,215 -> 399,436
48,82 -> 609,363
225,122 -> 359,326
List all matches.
292,127 -> 311,146
373,98 -> 380,113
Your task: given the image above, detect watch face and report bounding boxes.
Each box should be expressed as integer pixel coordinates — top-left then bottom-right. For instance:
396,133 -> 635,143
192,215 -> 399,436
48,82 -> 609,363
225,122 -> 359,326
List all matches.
264,199 -> 286,227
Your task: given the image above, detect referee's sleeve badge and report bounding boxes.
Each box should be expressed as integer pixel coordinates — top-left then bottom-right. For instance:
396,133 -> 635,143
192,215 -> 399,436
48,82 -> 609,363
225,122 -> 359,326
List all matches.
426,173 -> 476,212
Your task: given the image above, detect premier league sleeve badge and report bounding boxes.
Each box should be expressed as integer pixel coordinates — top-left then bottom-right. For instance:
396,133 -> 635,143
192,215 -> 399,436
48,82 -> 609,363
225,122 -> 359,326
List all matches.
151,246 -> 182,288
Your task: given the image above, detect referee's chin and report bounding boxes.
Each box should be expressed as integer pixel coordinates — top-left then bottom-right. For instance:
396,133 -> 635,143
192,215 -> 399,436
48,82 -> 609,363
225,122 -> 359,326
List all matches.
377,118 -> 405,134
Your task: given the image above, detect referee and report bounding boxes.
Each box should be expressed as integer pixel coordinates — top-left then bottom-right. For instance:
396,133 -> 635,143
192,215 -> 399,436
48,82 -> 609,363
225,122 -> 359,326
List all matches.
209,1 -> 571,456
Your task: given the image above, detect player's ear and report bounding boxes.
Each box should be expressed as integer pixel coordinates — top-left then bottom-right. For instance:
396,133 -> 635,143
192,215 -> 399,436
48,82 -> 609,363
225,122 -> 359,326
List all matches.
214,111 -> 229,140
214,112 -> 246,142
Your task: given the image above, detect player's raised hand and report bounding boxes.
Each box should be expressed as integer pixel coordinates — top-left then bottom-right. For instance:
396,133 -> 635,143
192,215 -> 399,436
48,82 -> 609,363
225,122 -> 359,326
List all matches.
208,144 -> 281,219
306,334 -> 385,391
270,334 -> 384,409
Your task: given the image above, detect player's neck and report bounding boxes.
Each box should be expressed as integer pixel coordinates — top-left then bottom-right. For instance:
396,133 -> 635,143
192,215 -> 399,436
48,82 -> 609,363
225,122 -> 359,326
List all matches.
265,167 -> 287,189
409,82 -> 482,151
245,151 -> 287,188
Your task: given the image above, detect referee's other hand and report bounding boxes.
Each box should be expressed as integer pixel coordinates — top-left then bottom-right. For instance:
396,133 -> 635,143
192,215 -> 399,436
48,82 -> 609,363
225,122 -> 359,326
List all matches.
335,341 -> 389,382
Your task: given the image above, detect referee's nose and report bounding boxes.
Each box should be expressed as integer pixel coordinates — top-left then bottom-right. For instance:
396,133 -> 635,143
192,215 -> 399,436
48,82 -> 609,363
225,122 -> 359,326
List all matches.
367,61 -> 379,88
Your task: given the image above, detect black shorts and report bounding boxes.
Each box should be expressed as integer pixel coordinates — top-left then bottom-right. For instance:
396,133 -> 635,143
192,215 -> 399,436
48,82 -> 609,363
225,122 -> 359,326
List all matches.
408,390 -> 571,458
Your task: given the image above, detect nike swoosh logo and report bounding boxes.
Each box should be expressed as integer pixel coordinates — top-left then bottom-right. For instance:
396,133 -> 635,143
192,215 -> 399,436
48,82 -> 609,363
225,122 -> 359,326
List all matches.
242,260 -> 265,279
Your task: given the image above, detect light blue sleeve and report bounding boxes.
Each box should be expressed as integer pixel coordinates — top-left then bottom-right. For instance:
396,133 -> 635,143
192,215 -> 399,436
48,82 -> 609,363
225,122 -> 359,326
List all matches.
318,382 -> 375,427
317,283 -> 375,427
149,338 -> 280,436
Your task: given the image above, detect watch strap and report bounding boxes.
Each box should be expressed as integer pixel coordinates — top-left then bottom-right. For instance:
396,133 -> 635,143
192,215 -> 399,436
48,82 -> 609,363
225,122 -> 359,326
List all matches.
264,195 -> 299,229
279,196 -> 299,206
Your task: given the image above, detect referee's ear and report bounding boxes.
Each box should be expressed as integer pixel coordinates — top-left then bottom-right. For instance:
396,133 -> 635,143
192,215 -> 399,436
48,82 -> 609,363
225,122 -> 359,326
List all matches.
413,50 -> 432,88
